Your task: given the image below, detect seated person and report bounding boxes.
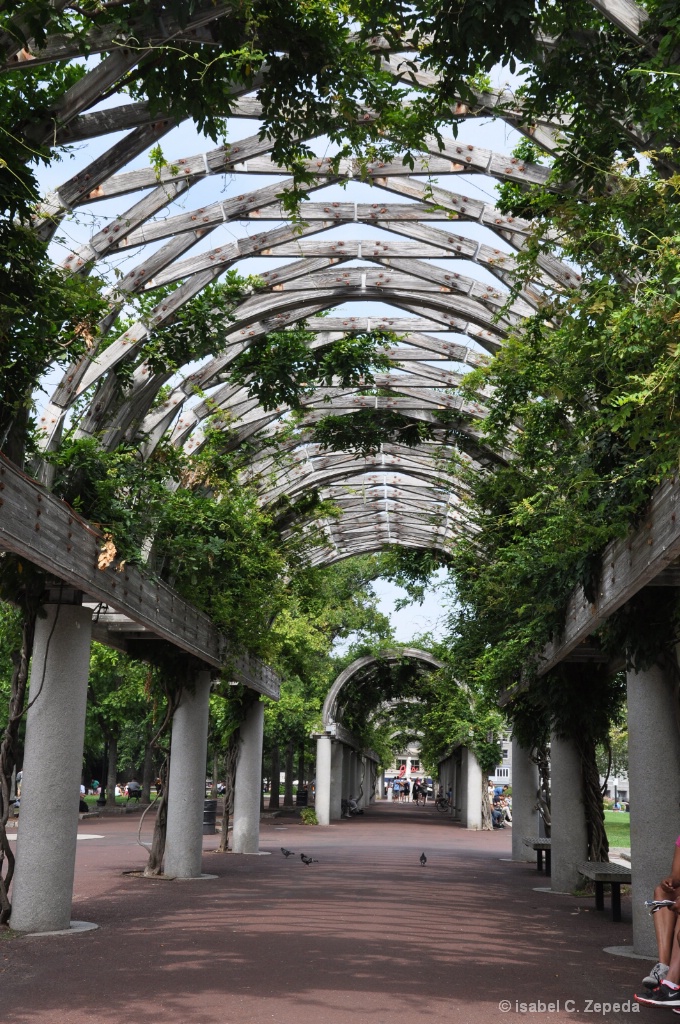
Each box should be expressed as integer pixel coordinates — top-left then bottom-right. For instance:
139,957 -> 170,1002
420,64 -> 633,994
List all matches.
635,836 -> 680,1006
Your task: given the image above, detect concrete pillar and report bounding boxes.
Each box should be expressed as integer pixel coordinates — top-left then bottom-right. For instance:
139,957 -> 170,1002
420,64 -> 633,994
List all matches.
376,772 -> 384,800
330,741 -> 343,820
450,755 -> 458,817
354,754 -> 362,802
341,745 -> 351,801
511,736 -> 540,862
462,748 -> 483,829
365,761 -> 375,805
550,733 -> 588,893
315,735 -> 332,826
11,604 -> 92,933
452,757 -> 460,819
627,662 -> 680,955
232,700 -> 264,854
353,753 -> 363,802
360,758 -> 372,807
164,671 -> 212,877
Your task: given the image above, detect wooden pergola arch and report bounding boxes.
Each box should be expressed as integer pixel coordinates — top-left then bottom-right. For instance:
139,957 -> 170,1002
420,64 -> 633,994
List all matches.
322,648 -> 444,733
2,0 -> 678,672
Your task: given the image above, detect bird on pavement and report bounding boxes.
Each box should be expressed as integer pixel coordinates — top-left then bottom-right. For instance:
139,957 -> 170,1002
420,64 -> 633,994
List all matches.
300,854 -> 319,865
420,852 -> 427,866
281,847 -> 295,858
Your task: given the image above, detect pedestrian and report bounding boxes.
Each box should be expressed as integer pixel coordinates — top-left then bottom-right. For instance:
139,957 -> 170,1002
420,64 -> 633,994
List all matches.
635,835 -> 680,1005
126,780 -> 142,801
402,779 -> 410,803
392,779 -> 401,801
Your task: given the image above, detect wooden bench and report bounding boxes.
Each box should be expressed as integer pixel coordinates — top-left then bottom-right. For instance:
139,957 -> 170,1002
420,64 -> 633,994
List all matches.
523,837 -> 551,876
579,862 -> 631,922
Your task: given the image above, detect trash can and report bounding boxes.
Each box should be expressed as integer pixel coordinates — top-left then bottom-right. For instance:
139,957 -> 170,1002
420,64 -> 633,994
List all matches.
295,787 -> 308,807
203,798 -> 217,835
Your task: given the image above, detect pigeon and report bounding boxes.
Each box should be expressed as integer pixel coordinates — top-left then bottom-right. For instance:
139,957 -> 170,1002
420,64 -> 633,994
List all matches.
420,852 -> 427,866
281,847 -> 295,858
300,853 -> 319,865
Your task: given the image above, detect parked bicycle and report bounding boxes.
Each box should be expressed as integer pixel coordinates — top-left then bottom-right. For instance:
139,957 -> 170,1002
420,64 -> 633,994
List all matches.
435,794 -> 451,813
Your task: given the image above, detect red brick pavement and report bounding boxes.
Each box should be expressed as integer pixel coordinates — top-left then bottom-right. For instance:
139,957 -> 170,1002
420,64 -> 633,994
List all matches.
0,803 -> 646,1024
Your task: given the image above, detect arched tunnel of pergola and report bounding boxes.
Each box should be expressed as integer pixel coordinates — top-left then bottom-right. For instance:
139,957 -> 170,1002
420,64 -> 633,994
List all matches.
3,0 -> 680,967
313,648 -> 468,826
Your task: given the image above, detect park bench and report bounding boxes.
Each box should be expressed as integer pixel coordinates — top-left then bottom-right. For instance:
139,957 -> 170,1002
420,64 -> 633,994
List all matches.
523,837 -> 551,876
579,862 -> 631,923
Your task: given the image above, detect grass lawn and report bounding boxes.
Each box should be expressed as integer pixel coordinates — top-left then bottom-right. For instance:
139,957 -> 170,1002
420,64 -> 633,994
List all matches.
83,794 -> 159,809
604,809 -> 630,848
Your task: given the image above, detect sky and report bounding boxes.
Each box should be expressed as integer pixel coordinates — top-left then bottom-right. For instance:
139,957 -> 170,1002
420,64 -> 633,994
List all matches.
373,571 -> 450,644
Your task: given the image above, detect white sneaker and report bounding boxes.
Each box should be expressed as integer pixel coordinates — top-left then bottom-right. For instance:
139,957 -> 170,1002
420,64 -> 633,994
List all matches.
643,963 -> 669,988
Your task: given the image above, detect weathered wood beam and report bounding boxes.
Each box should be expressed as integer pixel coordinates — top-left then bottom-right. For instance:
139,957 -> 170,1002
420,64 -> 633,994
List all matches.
532,476 -> 680,678
0,455 -> 278,698
37,81 -> 262,234
23,4 -> 233,147
0,0 -> 71,64
585,0 -> 651,48
381,55 -> 565,153
3,15 -> 228,72
65,178 -> 192,271
75,130 -> 279,203
56,95 -> 263,145
36,119 -> 177,240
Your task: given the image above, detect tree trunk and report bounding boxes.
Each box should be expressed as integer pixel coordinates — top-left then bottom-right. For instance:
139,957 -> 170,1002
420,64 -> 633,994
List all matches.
580,735 -> 609,862
532,744 -> 551,837
0,602 -> 38,924
144,797 -> 167,875
269,746 -> 280,810
144,755 -> 169,875
217,731 -> 240,853
211,749 -> 219,799
481,781 -> 493,830
283,739 -> 295,806
141,740 -> 154,804
106,737 -> 118,807
297,744 -> 305,792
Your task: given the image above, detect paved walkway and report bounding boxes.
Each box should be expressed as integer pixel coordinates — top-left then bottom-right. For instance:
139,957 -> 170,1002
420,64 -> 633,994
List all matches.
1,804 -> 644,1023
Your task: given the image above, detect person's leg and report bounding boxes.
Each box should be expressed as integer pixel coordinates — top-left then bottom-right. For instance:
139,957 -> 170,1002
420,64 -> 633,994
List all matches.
654,885 -> 677,967
636,911 -> 680,1004
664,915 -> 680,985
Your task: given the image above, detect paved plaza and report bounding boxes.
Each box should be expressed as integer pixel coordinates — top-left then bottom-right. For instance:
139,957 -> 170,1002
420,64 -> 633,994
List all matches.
1,805 -> 643,1024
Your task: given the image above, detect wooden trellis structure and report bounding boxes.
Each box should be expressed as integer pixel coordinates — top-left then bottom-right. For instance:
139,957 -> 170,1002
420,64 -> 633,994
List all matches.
1,0 -> 678,680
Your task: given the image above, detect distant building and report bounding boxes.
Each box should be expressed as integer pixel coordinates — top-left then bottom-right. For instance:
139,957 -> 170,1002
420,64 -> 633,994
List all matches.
488,733 -> 512,788
383,741 -> 424,783
601,772 -> 628,803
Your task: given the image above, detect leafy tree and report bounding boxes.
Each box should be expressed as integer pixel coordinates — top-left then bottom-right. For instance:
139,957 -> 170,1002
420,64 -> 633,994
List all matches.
86,645 -> 151,805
